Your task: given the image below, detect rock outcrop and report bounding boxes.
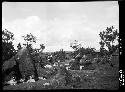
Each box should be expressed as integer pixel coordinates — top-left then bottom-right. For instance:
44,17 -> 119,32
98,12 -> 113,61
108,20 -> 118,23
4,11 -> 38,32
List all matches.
2,47 -> 37,82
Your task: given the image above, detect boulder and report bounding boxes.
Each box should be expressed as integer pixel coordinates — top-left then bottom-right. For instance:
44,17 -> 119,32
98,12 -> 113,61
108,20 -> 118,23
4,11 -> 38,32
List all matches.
2,56 -> 21,82
15,47 -> 36,79
2,56 -> 16,73
2,47 -> 37,82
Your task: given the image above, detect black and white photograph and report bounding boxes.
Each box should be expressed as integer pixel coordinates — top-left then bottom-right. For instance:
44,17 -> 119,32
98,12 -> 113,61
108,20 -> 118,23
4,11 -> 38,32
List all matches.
2,1 -> 119,90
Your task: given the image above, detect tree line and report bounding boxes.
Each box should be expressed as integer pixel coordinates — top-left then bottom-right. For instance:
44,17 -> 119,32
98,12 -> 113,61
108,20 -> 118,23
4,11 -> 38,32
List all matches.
2,26 -> 119,64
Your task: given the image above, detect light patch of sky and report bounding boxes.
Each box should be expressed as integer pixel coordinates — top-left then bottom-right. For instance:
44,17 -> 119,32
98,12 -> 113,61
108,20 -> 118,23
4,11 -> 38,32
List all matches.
2,2 -> 119,52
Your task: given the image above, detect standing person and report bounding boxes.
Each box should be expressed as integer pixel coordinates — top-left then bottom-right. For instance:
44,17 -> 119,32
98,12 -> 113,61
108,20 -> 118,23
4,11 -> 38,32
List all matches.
75,53 -> 83,66
80,54 -> 87,64
75,53 -> 82,62
74,53 -> 83,70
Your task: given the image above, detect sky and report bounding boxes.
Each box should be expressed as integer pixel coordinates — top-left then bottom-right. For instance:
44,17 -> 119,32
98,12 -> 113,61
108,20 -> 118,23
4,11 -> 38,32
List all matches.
2,2 -> 119,52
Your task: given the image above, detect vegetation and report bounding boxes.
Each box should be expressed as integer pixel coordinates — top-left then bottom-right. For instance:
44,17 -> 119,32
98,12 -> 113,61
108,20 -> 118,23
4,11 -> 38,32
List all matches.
2,26 -> 119,90
2,29 -> 16,64
22,33 -> 37,53
99,26 -> 119,55
17,43 -> 22,51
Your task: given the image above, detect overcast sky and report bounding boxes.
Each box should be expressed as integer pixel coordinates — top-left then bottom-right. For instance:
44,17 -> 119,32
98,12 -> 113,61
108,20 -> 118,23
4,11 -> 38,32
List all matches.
2,2 -> 119,52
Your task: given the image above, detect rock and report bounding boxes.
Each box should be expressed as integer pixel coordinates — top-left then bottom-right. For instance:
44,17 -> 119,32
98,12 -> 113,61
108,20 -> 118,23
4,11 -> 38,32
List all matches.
2,56 -> 16,73
4,71 -> 15,82
2,47 -> 37,83
15,48 -> 36,78
2,57 -> 21,82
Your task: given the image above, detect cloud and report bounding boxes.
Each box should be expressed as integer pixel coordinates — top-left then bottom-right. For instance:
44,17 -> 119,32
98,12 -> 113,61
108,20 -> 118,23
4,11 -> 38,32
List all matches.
104,4 -> 119,29
44,45 -> 74,52
2,16 -> 46,49
2,15 -> 102,51
2,2 -> 119,52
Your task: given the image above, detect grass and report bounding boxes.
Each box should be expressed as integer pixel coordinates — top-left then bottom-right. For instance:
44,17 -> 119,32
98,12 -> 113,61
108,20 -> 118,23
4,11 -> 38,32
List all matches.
3,59 -> 119,90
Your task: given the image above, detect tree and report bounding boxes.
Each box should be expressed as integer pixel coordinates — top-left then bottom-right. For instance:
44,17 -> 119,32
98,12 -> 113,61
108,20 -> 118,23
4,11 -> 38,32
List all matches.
70,40 -> 82,57
40,44 -> 45,52
70,40 -> 81,51
2,29 -> 16,64
99,26 -> 119,55
84,47 -> 96,55
22,33 -> 36,43
70,40 -> 96,57
22,33 -> 37,53
2,29 -> 14,43
58,49 -> 66,62
17,43 -> 22,51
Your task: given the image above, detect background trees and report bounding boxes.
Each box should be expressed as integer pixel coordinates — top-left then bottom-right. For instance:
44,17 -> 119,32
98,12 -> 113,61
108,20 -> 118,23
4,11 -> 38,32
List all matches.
70,40 -> 82,57
70,40 -> 81,51
56,49 -> 66,62
17,43 -> 22,51
99,26 -> 119,55
40,44 -> 45,52
22,33 -> 37,53
2,29 -> 16,64
70,40 -> 96,58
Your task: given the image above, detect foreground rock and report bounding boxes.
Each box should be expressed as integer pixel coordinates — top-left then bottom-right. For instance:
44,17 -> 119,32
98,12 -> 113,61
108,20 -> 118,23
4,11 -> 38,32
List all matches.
2,47 -> 37,82
15,47 -> 37,79
2,56 -> 21,82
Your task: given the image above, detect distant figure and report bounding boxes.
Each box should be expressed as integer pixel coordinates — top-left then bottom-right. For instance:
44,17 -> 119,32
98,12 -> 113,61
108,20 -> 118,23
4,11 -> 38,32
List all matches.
66,66 -> 70,70
80,54 -> 87,64
80,66 -> 84,70
19,78 -> 25,83
38,77 -> 46,80
82,55 -> 86,59
43,82 -> 50,86
53,62 -> 58,67
27,75 -> 35,83
75,53 -> 82,62
48,55 -> 53,64
44,64 -> 53,69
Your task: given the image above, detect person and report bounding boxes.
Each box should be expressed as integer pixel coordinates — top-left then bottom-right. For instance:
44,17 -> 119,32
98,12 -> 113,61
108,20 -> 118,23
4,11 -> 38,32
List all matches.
7,77 -> 17,85
47,55 -> 51,63
80,54 -> 87,64
74,53 -> 82,68
27,75 -> 35,83
19,78 -> 25,83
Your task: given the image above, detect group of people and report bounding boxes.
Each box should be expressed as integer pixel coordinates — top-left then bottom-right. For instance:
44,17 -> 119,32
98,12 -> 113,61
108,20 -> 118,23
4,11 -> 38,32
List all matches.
5,75 -> 36,86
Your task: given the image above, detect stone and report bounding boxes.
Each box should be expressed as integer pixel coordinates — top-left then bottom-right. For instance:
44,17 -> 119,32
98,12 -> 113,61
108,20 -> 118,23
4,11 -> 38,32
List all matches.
2,56 -> 21,82
2,47 -> 37,82
2,56 -> 16,73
